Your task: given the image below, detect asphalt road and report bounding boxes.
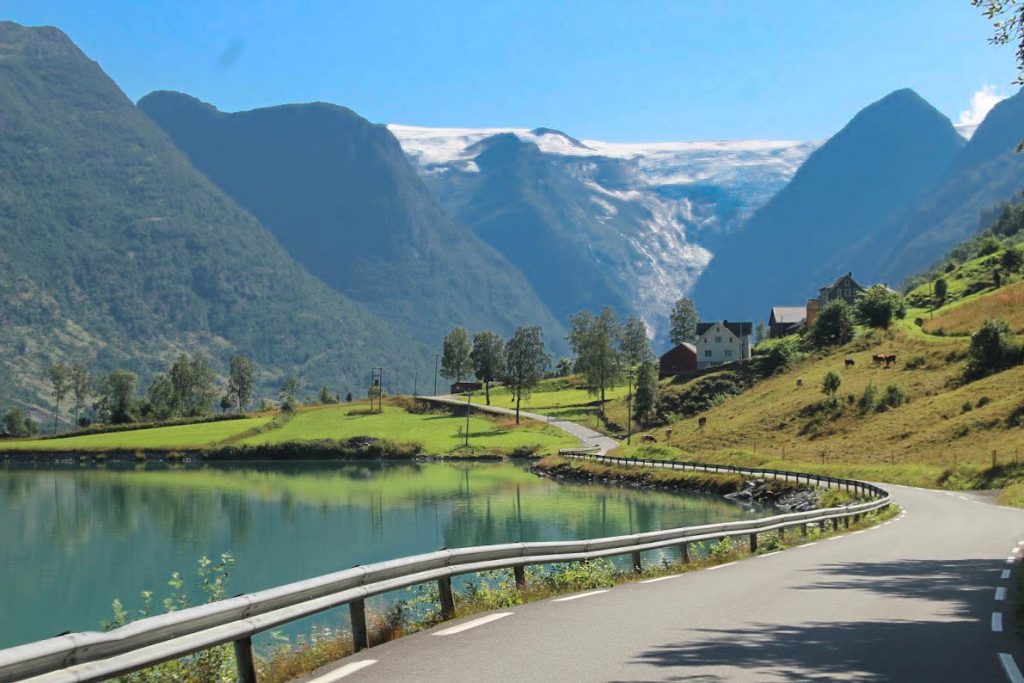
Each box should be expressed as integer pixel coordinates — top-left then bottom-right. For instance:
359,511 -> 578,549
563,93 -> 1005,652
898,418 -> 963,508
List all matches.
297,482 -> 1024,682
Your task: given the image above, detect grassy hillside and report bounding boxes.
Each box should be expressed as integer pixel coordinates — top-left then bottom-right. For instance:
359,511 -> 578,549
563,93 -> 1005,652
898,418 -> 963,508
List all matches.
486,377 -> 630,434
0,401 -> 575,456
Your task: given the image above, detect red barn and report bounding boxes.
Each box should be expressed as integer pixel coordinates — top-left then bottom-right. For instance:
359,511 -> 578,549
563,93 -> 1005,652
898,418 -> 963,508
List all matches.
659,342 -> 697,378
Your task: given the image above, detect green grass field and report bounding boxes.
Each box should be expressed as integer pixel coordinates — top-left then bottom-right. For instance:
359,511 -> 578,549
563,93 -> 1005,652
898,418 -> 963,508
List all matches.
0,402 -> 577,456
0,417 -> 272,452
240,403 -> 576,455
486,378 -> 629,434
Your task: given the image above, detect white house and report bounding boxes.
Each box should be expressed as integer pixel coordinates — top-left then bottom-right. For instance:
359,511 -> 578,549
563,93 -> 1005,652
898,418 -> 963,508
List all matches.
695,321 -> 753,369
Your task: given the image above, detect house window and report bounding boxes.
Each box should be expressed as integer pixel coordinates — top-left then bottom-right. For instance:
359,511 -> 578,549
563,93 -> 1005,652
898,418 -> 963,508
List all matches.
715,336 -> 722,343
724,349 -> 733,357
704,350 -> 712,357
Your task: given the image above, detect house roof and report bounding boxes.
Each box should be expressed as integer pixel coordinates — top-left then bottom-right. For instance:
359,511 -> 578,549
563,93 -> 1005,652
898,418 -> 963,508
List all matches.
659,342 -> 697,360
770,306 -> 806,324
697,321 -> 753,338
820,272 -> 865,293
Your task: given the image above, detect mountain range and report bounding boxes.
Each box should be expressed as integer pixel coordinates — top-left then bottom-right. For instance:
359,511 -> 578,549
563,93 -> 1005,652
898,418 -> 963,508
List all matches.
4,20 -> 1024,415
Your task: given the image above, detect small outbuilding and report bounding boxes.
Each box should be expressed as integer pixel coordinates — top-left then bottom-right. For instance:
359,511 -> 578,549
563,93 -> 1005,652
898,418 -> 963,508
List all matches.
659,342 -> 698,378
768,306 -> 806,338
449,382 -> 483,395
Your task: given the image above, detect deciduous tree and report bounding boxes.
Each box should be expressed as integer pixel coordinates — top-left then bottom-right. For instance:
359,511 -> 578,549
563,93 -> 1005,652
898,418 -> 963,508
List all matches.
96,370 -> 138,424
669,298 -> 699,345
620,316 -> 652,367
505,326 -> 550,424
470,331 -> 505,405
46,362 -> 71,434
71,362 -> 90,427
569,307 -> 622,402
441,327 -> 472,383
809,301 -> 855,349
633,360 -> 659,426
228,355 -> 255,412
855,285 -> 906,329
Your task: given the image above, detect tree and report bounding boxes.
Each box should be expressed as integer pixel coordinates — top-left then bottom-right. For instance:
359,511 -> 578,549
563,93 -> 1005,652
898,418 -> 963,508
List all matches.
809,301 -> 855,349
619,316 -> 652,367
168,353 -> 217,417
470,331 -> 505,405
934,277 -> 949,306
821,370 -> 842,399
3,407 -> 38,437
318,386 -> 339,404
633,360 -> 659,426
228,355 -> 255,412
855,285 -> 906,329
95,370 -> 138,424
280,375 -> 300,412
145,374 -> 177,420
71,362 -> 90,427
220,394 -> 234,413
1001,245 -> 1023,272
554,358 -> 573,377
669,298 -> 699,345
505,326 -> 550,424
568,307 -> 622,402
46,362 -> 71,435
441,327 -> 472,383
966,318 -> 1020,379
754,320 -> 769,345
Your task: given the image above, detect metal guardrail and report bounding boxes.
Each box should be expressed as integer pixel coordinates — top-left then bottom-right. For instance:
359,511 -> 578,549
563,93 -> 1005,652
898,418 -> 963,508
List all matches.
0,458 -> 890,683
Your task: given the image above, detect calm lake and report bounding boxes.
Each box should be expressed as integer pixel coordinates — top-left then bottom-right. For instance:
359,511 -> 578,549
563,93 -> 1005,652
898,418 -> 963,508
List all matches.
0,461 -> 766,649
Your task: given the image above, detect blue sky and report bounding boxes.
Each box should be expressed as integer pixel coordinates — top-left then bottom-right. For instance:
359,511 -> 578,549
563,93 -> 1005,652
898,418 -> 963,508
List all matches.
6,0 -> 1018,141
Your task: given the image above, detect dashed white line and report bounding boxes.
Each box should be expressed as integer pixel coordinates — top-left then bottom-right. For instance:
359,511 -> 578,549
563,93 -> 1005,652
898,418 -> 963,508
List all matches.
1000,653 -> 1024,683
707,562 -> 737,571
434,612 -> 513,635
1003,569 -> 1012,580
851,531 -> 866,535
996,587 -> 1008,601
957,495 -> 969,501
308,660 -> 378,681
757,552 -> 781,558
640,574 -> 681,584
552,590 -> 609,602
799,542 -> 818,547
993,612 -> 1004,632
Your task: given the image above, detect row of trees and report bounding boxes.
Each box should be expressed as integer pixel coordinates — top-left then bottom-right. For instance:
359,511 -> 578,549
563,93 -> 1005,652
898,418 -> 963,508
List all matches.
441,326 -> 550,422
440,308 -> 661,426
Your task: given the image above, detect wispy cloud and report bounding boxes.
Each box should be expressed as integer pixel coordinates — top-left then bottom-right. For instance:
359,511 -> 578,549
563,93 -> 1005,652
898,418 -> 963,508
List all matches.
957,84 -> 1005,127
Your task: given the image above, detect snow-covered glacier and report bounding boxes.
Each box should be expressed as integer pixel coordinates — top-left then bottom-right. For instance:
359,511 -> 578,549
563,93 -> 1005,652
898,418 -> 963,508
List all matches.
388,124 -> 818,342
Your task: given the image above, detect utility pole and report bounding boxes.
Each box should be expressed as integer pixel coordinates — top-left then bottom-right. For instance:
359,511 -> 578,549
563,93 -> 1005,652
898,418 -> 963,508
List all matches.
370,367 -> 384,413
465,391 -> 473,448
434,354 -> 439,396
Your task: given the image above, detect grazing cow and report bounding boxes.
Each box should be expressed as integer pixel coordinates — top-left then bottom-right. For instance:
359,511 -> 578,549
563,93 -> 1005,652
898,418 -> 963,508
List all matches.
698,416 -> 707,430
640,434 -> 657,444
845,358 -> 855,368
883,354 -> 897,368
872,354 -> 885,365
796,378 -> 803,387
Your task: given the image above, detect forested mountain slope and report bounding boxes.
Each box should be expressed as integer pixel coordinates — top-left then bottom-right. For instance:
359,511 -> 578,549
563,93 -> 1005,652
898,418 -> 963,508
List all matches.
0,22 -> 423,410
137,91 -> 566,354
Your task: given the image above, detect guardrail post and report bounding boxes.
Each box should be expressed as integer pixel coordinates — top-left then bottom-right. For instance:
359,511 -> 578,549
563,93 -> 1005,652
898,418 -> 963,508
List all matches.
513,565 -> 526,588
631,551 -> 643,573
350,599 -> 369,652
233,636 -> 257,683
679,543 -> 690,564
778,527 -> 785,543
800,522 -> 808,537
843,516 -> 850,528
749,533 -> 758,553
438,577 -> 456,619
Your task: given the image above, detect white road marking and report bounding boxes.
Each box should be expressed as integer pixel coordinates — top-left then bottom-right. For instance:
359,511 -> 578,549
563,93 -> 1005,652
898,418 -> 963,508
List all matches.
434,612 -> 513,635
996,587 -> 1007,601
1003,570 -> 1012,580
552,590 -> 609,602
308,660 -> 378,681
800,542 -> 818,547
1009,558 -> 1018,564
993,612 -> 1004,632
640,574 -> 681,584
882,522 -> 893,526
707,562 -> 737,571
1013,547 -> 1021,554
1000,653 -> 1024,683
851,531 -> 866,535
957,495 -> 969,501
757,552 -> 781,558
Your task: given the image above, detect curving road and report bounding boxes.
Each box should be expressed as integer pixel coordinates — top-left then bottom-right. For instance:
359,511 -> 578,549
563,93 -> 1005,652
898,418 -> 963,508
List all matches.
296,400 -> 1024,682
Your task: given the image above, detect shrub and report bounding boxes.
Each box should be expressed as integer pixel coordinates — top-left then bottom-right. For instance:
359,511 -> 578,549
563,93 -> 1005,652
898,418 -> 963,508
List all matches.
858,382 -> 878,414
904,355 -> 926,370
961,400 -> 974,413
876,384 -> 908,412
753,336 -> 801,378
709,537 -> 737,562
934,277 -> 948,306
1001,246 -> 1023,273
855,285 -> 907,328
809,301 -> 855,349
977,396 -> 992,408
965,318 -> 1021,380
979,236 -> 1002,256
821,371 -> 842,398
2,407 -> 38,438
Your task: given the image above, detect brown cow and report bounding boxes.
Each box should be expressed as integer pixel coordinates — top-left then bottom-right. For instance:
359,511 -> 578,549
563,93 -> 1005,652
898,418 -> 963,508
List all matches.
640,434 -> 657,444
845,358 -> 855,368
698,416 -> 707,430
